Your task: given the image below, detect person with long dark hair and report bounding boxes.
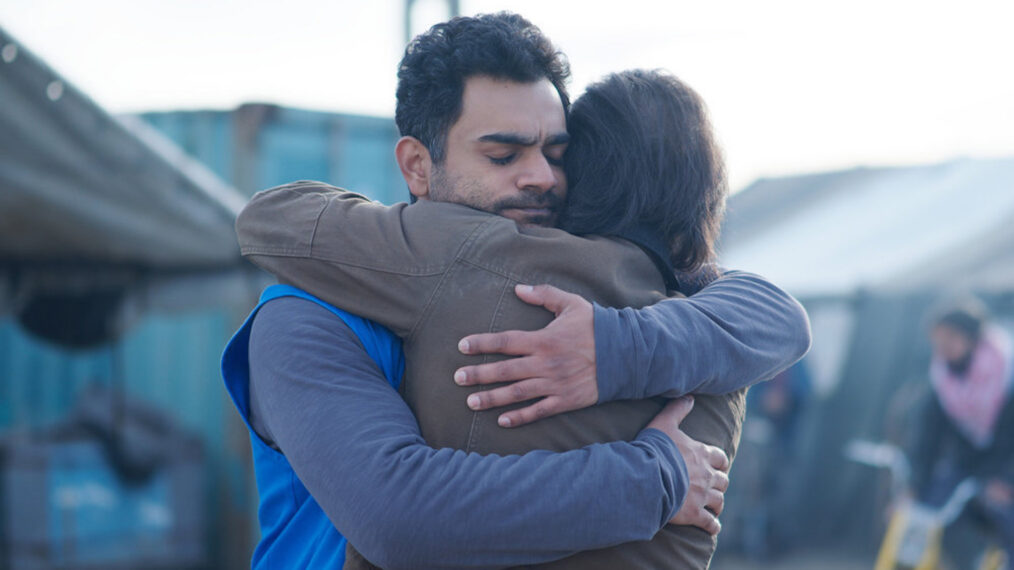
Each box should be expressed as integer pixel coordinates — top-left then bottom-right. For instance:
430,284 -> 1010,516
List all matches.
561,69 -> 725,282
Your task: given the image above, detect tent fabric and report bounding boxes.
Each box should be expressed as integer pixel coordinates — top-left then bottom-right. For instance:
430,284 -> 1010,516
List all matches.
0,26 -> 245,269
718,158 -> 1014,552
782,290 -> 1014,550
719,157 -> 1014,297
795,291 -> 937,548
891,207 -> 1014,292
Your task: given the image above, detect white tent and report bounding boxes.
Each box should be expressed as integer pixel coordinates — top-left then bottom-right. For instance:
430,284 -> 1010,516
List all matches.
716,157 -> 1014,550
720,157 -> 1014,298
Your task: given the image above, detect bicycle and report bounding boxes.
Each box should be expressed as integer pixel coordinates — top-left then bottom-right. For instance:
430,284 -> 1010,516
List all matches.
844,439 -> 1008,570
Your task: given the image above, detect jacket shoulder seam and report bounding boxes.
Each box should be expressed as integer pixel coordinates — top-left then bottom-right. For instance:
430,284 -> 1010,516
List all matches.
404,217 -> 504,340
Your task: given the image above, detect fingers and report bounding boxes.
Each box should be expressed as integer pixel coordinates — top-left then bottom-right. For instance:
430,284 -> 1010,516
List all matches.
644,396 -> 695,443
713,470 -> 730,493
708,445 -> 731,473
707,488 -> 726,517
676,506 -> 722,535
465,379 -> 547,411
665,395 -> 696,424
514,283 -> 584,316
457,285 -> 588,355
698,509 -> 722,535
464,386 -> 569,428
463,380 -> 581,427
495,397 -> 565,428
459,330 -> 538,357
455,357 -> 539,386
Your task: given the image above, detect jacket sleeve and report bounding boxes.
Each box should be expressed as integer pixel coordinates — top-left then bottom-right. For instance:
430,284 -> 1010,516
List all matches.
248,297 -> 687,570
236,181 -> 492,338
594,270 -> 812,401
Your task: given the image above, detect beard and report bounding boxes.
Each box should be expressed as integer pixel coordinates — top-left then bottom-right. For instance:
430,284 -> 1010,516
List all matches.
489,193 -> 563,227
430,165 -> 563,228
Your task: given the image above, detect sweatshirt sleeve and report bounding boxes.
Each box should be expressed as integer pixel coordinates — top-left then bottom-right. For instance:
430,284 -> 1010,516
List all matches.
248,296 -> 687,569
594,270 -> 812,402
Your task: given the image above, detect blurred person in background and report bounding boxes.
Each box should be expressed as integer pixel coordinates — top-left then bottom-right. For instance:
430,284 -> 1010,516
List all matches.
910,299 -> 1014,566
732,360 -> 812,559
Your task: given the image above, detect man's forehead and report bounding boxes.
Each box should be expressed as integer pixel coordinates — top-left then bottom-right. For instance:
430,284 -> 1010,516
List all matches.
454,76 -> 567,142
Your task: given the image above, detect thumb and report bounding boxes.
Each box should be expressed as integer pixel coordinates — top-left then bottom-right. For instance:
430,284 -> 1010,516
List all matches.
665,395 -> 695,425
514,283 -> 576,316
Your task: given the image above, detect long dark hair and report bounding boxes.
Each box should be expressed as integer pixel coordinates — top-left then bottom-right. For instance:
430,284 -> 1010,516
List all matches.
559,69 -> 726,272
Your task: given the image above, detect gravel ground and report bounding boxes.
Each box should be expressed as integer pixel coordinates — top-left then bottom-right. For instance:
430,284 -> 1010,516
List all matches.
711,550 -> 870,570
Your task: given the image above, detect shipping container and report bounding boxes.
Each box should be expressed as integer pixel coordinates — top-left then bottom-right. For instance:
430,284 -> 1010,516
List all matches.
140,105 -> 405,203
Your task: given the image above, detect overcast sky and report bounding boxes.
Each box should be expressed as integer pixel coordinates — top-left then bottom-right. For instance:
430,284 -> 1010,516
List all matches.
2,0 -> 1011,190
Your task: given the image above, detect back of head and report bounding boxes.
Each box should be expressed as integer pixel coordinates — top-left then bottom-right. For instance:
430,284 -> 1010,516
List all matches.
395,12 -> 570,163
559,69 -> 727,272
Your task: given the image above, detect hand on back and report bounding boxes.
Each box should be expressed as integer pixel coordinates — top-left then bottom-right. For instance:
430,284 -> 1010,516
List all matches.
454,284 -> 598,427
647,396 -> 730,535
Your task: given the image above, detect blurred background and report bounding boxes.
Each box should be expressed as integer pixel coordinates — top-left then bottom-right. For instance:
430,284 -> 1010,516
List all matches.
1,1 -> 1012,568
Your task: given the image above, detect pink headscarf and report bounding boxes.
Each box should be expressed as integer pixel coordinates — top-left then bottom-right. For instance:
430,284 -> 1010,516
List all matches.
931,326 -> 1013,448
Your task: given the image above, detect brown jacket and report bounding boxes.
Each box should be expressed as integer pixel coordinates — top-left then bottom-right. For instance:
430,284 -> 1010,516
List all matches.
238,182 -> 747,569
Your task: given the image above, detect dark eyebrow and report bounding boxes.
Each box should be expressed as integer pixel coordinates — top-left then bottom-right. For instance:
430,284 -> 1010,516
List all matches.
478,133 -> 538,146
477,132 -> 571,146
545,133 -> 570,146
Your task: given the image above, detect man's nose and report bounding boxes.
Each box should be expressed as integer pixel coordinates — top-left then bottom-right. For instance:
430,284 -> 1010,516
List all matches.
517,153 -> 558,193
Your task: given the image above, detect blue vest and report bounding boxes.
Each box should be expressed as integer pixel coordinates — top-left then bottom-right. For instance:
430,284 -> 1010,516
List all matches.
221,284 -> 404,569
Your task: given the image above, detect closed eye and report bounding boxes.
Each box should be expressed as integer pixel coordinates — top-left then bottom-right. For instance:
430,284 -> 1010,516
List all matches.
489,154 -> 516,165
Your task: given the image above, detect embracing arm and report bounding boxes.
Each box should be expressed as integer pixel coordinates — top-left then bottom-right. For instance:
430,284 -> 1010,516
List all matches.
248,297 -> 687,569
239,182 -> 810,418
594,270 -> 812,401
236,181 -> 491,337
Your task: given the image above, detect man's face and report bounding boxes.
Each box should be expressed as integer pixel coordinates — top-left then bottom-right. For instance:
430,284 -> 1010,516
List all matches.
931,324 -> 975,364
428,76 -> 569,227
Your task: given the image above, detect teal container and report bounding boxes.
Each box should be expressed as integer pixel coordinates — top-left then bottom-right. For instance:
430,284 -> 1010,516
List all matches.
0,298 -> 260,568
139,105 -> 405,204
2,101 -> 405,568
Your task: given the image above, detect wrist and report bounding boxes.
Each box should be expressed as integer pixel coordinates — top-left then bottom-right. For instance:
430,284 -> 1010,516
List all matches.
593,304 -> 641,403
636,427 -> 688,525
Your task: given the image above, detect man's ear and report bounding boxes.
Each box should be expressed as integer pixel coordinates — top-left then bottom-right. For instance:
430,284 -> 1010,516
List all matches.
395,136 -> 433,200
